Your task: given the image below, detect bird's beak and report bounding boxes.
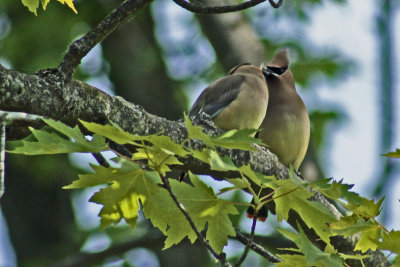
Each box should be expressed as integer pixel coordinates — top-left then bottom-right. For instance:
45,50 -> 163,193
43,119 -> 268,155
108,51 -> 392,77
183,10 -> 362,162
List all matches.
262,66 -> 279,77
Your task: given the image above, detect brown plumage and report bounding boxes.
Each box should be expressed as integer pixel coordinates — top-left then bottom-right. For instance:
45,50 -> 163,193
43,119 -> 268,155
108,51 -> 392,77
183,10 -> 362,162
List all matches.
247,49 -> 310,220
189,64 -> 269,131
260,49 -> 310,170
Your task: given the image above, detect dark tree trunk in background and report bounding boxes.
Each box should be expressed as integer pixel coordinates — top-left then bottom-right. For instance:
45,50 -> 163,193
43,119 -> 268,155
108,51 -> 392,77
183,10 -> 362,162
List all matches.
103,4 -> 187,120
1,154 -> 80,266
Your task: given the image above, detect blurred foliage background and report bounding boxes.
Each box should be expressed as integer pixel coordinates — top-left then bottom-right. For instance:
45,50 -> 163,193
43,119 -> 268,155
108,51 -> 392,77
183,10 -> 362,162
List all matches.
0,0 -> 398,266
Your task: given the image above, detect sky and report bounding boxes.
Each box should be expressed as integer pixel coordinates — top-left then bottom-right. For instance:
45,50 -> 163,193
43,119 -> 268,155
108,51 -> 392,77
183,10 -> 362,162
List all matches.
1,0 -> 399,266
304,0 -> 400,230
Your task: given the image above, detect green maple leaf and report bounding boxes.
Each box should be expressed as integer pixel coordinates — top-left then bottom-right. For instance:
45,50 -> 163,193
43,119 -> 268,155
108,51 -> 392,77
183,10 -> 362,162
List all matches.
166,172 -> 238,253
133,146 -> 182,176
208,150 -> 238,171
191,148 -> 211,163
345,196 -> 384,219
184,115 -> 215,148
72,160 -> 160,229
22,0 -> 77,15
211,128 -> 262,150
142,184 -> 196,248
56,0 -> 77,13
278,225 -> 343,267
331,217 -> 376,236
377,230 -> 400,254
81,120 -> 145,145
82,121 -> 189,157
270,179 -> 338,252
276,254 -> 309,267
331,217 -> 381,253
22,0 -> 40,15
311,178 -> 384,219
65,162 -> 237,253
64,159 -> 161,230
238,164 -> 274,187
185,114 -> 261,151
311,178 -> 360,202
355,225 -> 381,253
8,119 -> 107,155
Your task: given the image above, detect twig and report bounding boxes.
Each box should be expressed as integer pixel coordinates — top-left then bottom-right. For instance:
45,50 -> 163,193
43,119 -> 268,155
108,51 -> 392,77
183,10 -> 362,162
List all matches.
58,0 -> 153,80
147,144 -> 230,267
159,172 -> 230,265
0,110 -> 45,198
235,230 -> 282,263
172,0 -> 266,14
268,0 -> 283,8
92,152 -> 110,168
0,119 -> 5,198
0,110 -> 43,122
234,213 -> 258,266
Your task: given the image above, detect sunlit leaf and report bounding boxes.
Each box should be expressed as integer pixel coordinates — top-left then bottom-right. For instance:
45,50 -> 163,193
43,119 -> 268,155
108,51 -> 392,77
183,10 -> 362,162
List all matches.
8,120 -> 107,154
212,128 -> 262,150
271,180 -> 338,251
22,0 -> 39,15
81,120 -> 149,145
21,0 -> 77,14
209,150 -> 237,171
377,230 -> 400,254
278,225 -> 343,267
184,115 -> 215,148
168,172 -> 238,253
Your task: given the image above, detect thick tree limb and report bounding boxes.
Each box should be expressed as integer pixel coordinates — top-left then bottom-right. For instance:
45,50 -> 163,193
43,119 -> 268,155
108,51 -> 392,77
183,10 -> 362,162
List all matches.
0,64 -> 390,266
1,0 -> 391,265
0,64 -> 285,179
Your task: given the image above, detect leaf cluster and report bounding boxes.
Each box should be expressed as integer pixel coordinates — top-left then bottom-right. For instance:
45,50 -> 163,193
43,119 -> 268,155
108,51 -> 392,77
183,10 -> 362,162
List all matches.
22,0 -> 77,15
7,117 -> 400,266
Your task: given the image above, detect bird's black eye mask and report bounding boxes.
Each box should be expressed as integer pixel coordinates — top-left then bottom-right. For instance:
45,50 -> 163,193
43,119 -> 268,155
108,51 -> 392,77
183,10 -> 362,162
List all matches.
262,66 -> 288,77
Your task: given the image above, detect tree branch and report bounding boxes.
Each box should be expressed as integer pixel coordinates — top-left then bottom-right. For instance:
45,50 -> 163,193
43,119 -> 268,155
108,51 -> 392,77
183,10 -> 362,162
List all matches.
0,65 -> 390,266
268,0 -> 283,8
156,169 -> 230,266
0,65 -> 286,179
58,0 -> 153,80
172,0 -> 276,14
52,230 -> 165,267
235,230 -> 282,263
0,118 -> 5,198
234,215 -> 258,266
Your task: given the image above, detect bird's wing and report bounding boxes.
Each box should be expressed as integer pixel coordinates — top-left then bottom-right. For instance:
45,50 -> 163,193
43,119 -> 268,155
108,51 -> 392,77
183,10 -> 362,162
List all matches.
189,75 -> 245,119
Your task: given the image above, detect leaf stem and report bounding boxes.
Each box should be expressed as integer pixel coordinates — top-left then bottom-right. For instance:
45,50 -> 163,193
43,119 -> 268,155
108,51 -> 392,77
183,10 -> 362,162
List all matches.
271,187 -> 299,201
92,152 -> 110,168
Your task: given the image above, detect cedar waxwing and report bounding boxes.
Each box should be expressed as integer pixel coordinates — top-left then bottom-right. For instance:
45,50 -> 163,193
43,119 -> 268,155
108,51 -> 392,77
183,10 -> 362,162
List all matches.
247,49 -> 310,221
189,64 -> 269,131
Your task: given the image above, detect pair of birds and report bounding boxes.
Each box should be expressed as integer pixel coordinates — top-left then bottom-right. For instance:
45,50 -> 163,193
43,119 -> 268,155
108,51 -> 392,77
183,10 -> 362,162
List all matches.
189,49 -> 310,220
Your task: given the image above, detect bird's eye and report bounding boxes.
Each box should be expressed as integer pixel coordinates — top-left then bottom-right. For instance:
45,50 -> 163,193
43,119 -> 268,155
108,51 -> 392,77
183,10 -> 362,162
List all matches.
268,66 -> 288,75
